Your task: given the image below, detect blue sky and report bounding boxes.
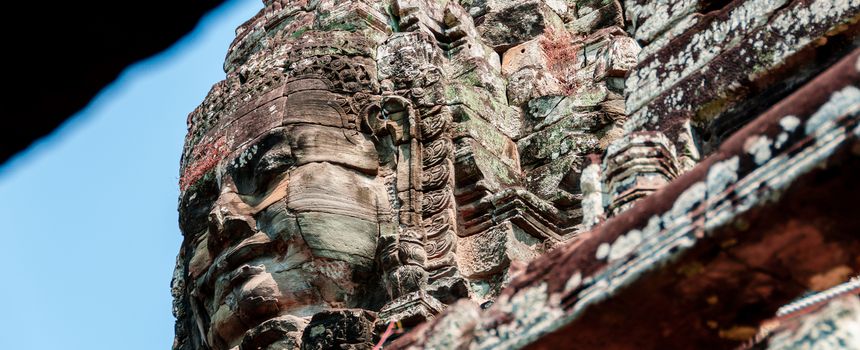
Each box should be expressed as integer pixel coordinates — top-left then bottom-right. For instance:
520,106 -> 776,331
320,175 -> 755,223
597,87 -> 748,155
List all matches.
0,1 -> 260,348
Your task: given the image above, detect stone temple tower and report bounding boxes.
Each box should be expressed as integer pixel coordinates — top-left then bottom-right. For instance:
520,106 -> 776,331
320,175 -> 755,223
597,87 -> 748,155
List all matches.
172,0 -> 859,349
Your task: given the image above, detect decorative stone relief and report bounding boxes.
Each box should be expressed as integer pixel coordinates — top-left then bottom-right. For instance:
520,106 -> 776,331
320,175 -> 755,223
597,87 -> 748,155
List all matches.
170,0 -> 860,348
172,0 -> 639,349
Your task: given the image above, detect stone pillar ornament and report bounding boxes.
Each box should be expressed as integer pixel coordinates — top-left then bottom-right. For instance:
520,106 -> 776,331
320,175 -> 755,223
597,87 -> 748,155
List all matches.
601,131 -> 680,215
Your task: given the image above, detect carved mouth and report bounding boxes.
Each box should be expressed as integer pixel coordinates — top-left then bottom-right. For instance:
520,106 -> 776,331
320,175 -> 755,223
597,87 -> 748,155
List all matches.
195,231 -> 286,347
200,231 -> 277,295
240,315 -> 307,350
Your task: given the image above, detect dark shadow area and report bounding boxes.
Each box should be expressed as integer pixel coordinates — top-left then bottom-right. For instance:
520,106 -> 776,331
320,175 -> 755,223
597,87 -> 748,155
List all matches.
2,0 -> 226,164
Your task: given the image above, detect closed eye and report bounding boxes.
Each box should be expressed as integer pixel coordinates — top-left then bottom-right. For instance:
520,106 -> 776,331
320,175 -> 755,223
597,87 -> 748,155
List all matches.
227,128 -> 293,195
252,147 -> 293,191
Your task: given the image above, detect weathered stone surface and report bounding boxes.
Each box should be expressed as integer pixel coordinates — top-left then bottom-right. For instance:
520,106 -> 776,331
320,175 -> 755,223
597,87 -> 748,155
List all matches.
501,40 -> 548,77
506,68 -> 567,106
457,222 -> 543,279
454,138 -> 521,193
388,48 -> 860,350
379,290 -> 446,327
519,111 -> 606,162
579,154 -> 604,230
601,131 -> 680,214
477,1 -> 566,50
623,0 -> 859,172
301,309 -> 378,350
566,0 -> 623,35
174,1 -> 635,349
624,0 -> 704,44
241,315 -> 307,350
171,0 -> 860,349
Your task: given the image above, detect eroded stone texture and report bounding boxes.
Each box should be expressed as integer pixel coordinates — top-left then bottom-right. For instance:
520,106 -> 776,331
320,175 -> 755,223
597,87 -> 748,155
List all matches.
621,0 -> 859,171
585,0 -> 860,218
172,0 -> 637,349
173,0 -> 858,348
388,48 -> 860,350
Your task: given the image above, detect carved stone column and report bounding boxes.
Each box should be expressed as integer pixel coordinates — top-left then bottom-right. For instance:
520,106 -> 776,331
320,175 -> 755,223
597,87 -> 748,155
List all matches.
602,131 -> 680,215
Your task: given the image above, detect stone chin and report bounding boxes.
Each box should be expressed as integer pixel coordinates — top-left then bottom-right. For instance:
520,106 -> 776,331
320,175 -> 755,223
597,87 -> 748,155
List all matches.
201,230 -> 318,348
204,257 -> 323,347
208,265 -> 282,348
205,254 -> 376,349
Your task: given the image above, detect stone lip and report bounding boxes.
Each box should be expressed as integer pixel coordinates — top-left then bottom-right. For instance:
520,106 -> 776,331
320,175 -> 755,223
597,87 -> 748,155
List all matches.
389,49 -> 860,349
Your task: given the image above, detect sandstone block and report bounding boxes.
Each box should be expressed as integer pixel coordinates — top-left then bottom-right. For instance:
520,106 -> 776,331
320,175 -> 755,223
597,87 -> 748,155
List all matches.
456,222 -> 542,278
477,0 -> 566,50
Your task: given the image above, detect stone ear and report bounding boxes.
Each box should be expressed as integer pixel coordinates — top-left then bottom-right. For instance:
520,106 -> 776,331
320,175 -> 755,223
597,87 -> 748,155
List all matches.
362,103 -> 387,136
178,177 -> 219,236
381,96 -> 411,120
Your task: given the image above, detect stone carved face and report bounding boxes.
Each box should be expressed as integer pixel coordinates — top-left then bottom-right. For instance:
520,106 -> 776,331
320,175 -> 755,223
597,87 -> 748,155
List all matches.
180,79 -> 391,349
175,0 -> 640,347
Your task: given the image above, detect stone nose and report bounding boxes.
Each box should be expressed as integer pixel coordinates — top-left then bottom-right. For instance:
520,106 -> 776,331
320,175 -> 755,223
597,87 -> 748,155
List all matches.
207,191 -> 257,254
